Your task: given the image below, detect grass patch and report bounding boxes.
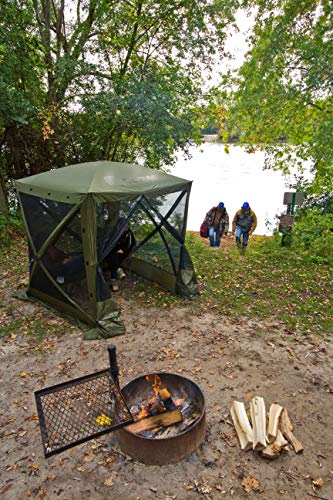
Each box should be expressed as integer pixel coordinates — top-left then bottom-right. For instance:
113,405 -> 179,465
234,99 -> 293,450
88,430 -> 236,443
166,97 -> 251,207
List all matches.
1,233 -> 332,340
128,233 -> 332,336
189,234 -> 332,335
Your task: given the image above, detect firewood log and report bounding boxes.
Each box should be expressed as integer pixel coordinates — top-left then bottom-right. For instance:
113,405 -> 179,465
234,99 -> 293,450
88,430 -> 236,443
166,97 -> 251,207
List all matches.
250,396 -> 268,450
262,429 -> 289,459
155,412 -> 200,439
230,401 -> 253,451
158,387 -> 177,411
279,408 -> 303,454
149,400 -> 165,415
125,408 -> 182,434
267,403 -> 284,443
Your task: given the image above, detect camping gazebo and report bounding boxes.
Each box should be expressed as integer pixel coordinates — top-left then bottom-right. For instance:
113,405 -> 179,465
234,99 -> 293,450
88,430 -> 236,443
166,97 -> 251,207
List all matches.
15,161 -> 199,339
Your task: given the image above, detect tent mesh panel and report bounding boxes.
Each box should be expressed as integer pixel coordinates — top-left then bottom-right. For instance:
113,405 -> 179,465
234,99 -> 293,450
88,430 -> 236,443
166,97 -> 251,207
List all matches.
19,193 -> 74,252
144,192 -> 186,237
19,194 -> 94,313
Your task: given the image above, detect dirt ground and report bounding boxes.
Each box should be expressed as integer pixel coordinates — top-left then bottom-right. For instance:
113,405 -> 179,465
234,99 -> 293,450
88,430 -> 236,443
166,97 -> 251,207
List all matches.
1,291 -> 332,499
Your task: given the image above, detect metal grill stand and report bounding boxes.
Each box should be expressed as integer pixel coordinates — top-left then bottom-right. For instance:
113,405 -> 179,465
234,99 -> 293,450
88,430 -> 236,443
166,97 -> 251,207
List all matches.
35,345 -> 133,458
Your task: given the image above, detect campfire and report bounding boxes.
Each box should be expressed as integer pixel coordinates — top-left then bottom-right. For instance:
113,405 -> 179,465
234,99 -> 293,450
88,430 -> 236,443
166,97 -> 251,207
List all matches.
116,372 -> 206,465
125,374 -> 201,439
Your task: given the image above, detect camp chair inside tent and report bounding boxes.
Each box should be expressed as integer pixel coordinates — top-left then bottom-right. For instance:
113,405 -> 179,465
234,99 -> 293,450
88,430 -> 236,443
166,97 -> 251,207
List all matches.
16,161 -> 199,339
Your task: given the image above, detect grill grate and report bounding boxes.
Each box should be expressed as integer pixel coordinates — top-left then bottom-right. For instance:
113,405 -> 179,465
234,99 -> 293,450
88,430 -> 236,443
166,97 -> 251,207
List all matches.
35,368 -> 133,457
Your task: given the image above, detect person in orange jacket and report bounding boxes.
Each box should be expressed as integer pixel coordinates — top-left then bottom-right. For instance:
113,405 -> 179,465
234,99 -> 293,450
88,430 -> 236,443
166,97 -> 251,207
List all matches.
232,202 -> 257,249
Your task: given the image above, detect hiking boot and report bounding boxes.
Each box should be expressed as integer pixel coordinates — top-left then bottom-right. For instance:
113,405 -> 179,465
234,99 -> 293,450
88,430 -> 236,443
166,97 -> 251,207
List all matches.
116,267 -> 126,280
110,279 -> 119,292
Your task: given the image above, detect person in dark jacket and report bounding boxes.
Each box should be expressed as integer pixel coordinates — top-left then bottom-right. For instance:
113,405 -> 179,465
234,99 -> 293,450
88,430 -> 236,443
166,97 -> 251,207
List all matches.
202,202 -> 229,247
232,202 -> 257,250
104,220 -> 136,291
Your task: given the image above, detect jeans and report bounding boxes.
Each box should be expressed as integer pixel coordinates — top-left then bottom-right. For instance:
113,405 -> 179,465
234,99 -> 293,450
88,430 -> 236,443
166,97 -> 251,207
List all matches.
209,227 -> 221,247
235,226 -> 249,248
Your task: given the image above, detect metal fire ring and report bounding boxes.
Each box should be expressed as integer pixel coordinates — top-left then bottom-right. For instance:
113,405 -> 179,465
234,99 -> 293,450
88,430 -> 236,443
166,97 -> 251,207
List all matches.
116,372 -> 206,465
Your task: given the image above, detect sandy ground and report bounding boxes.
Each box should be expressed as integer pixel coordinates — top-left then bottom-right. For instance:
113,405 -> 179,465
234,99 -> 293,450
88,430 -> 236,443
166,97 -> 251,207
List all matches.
1,292 -> 332,499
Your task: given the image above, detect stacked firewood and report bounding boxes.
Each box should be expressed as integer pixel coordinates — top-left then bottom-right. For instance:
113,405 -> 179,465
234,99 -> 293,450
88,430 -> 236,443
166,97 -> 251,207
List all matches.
230,397 -> 304,459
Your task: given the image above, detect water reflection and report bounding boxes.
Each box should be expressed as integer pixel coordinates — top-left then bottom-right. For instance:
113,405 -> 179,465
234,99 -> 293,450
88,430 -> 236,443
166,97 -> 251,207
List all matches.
170,143 -> 299,236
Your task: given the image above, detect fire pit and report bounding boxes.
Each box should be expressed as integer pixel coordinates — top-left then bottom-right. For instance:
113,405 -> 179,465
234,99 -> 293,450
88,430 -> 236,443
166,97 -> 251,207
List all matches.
116,372 -> 206,465
34,346 -> 206,465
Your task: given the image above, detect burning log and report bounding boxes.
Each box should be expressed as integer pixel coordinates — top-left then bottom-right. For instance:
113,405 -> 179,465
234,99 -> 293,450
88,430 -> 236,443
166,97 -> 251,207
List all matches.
145,375 -> 177,411
262,429 -> 289,459
149,400 -> 166,415
125,408 -> 183,435
279,408 -> 303,454
157,386 -> 177,411
155,410 -> 201,439
250,397 -> 267,450
267,403 -> 283,443
230,401 -> 253,451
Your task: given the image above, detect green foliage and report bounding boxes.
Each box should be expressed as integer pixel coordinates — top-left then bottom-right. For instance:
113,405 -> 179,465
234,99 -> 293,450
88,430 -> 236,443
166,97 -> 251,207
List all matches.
292,209 -> 333,264
224,0 -> 333,197
0,210 -> 25,248
0,0 -> 239,191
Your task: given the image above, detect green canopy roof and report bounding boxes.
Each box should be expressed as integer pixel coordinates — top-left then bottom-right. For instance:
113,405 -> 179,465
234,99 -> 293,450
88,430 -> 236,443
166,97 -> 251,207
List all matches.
16,161 -> 191,204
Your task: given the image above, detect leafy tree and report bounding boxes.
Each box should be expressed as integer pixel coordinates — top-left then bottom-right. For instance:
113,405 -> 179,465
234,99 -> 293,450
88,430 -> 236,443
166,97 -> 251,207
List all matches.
0,0 -> 239,209
224,0 -> 332,198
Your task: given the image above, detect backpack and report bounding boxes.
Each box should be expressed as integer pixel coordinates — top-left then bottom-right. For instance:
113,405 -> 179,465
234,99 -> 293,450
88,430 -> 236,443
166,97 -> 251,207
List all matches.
200,223 -> 208,238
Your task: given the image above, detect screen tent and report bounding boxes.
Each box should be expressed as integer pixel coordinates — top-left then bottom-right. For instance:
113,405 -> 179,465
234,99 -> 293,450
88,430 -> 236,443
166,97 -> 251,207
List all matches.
15,161 -> 199,339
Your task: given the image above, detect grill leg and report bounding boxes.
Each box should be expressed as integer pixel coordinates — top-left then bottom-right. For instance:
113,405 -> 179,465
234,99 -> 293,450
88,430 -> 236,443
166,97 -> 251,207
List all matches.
108,345 -> 119,383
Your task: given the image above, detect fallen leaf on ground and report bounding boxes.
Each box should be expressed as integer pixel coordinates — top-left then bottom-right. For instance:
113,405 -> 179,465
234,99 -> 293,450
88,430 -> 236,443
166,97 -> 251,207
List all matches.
193,479 -> 213,494
242,474 -> 260,493
0,482 -> 14,494
312,477 -> 324,488
37,487 -> 45,499
104,477 -> 114,487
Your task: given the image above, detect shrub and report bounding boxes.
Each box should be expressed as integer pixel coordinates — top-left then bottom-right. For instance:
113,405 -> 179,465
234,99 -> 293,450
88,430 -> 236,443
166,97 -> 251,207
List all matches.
0,209 -> 25,248
292,209 -> 333,264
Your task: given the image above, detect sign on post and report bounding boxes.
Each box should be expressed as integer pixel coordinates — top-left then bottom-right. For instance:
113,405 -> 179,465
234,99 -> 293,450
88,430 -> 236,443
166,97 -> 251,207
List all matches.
279,214 -> 294,231
283,192 -> 304,216
283,192 -> 304,206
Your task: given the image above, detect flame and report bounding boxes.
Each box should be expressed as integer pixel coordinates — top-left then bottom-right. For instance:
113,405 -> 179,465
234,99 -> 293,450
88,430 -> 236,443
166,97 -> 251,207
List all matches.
145,374 -> 163,397
135,405 -> 149,421
133,374 -> 183,424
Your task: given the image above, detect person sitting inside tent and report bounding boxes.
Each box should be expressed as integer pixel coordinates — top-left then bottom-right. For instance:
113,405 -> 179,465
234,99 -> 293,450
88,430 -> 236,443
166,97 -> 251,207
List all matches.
41,243 -> 86,285
104,219 -> 136,291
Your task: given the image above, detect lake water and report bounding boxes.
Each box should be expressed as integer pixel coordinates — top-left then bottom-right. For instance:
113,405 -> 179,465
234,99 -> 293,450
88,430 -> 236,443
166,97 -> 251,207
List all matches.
170,143 -> 299,236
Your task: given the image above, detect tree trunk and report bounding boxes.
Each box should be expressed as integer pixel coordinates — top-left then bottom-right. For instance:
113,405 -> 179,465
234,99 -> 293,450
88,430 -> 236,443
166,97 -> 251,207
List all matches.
0,179 -> 8,215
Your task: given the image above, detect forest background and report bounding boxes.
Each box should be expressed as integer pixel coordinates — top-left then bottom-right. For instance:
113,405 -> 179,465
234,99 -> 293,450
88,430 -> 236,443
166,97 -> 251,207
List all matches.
0,0 -> 332,259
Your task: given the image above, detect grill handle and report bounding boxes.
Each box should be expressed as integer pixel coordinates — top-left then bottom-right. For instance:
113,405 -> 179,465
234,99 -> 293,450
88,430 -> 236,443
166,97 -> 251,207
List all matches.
108,344 -> 119,383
